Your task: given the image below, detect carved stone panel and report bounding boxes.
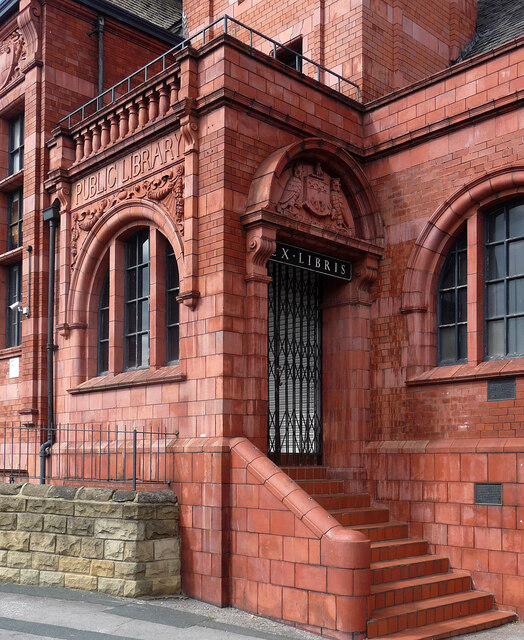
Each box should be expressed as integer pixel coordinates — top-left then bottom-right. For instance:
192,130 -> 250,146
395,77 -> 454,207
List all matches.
0,29 -> 25,90
276,162 -> 354,232
71,165 -> 184,268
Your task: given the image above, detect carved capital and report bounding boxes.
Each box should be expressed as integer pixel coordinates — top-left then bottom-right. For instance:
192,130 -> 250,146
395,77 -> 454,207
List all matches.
181,115 -> 198,154
17,0 -> 41,69
176,290 -> 200,309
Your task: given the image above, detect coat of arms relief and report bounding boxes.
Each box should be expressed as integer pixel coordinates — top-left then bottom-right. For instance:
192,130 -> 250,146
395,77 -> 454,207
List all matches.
276,163 -> 353,232
0,29 -> 25,90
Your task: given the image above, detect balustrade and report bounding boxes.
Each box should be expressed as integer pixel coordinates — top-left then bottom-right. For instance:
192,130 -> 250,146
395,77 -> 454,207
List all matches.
70,73 -> 179,165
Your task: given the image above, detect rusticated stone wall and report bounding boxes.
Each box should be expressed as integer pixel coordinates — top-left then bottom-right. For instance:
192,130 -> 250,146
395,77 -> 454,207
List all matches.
0,483 -> 180,597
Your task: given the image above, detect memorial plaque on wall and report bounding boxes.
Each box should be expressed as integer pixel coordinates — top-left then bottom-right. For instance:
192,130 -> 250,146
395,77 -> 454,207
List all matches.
474,483 -> 503,505
487,378 -> 516,401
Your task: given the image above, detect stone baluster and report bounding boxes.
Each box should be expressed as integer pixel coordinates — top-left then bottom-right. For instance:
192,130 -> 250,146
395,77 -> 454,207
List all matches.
83,129 -> 92,157
74,133 -> 84,164
158,84 -> 170,116
138,95 -> 149,128
110,113 -> 119,143
147,90 -> 159,121
100,120 -> 110,149
117,107 -> 129,140
169,78 -> 179,109
92,125 -> 101,153
127,103 -> 138,133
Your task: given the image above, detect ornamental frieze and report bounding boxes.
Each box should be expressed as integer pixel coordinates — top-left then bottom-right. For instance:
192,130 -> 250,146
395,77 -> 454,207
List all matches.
276,163 -> 353,231
71,165 -> 184,268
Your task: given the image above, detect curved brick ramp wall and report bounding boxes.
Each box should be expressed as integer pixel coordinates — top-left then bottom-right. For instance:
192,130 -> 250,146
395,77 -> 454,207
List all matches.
173,436 -> 371,640
0,484 -> 180,597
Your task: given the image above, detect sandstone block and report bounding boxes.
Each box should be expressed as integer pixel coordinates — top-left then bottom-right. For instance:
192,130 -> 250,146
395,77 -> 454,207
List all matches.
0,550 -> 8,565
123,579 -> 153,597
43,515 -> 67,534
39,571 -> 65,587
0,567 -> 20,583
153,538 -> 179,560
17,513 -> 43,532
151,575 -> 181,595
76,488 -> 114,501
145,559 -> 180,579
21,484 -> 50,497
154,506 -> 178,521
81,539 -> 104,559
104,540 -> 124,560
7,551 -> 32,569
0,484 -> 24,495
91,560 -> 115,577
56,535 -> 82,557
145,520 -> 175,540
32,552 -> 59,571
114,561 -> 146,579
113,490 -> 135,502
136,490 -> 176,504
121,503 -> 156,519
0,513 -> 17,530
67,517 -> 94,536
48,487 -> 78,500
75,502 -> 123,518
20,569 -> 39,585
0,497 -> 27,513
26,498 -> 74,516
94,519 -> 144,541
0,531 -> 30,551
59,556 -> 91,574
64,573 -> 97,591
30,532 -> 56,553
123,541 -> 153,562
98,577 -> 125,596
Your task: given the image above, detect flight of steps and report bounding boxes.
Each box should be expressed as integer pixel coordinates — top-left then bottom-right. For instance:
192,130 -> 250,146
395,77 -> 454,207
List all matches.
283,466 -> 517,640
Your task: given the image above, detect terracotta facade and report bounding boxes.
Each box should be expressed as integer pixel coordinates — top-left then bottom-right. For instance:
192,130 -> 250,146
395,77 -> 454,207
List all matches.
0,0 -> 523,637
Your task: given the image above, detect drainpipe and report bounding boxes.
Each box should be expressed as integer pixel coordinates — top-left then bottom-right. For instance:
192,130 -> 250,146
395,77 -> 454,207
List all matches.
39,200 -> 60,484
96,15 -> 104,104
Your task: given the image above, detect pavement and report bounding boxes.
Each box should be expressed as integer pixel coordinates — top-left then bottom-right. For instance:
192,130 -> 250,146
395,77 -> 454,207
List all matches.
0,581 -> 522,640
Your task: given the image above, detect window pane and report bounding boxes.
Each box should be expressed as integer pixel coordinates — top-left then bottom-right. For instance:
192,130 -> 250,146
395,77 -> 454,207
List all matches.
126,268 -> 136,299
487,244 -> 504,280
440,291 -> 455,325
167,326 -> 179,362
440,327 -> 456,362
126,301 -> 137,333
139,333 -> 149,367
508,317 -> 524,356
508,278 -> 524,315
139,300 -> 149,331
458,250 -> 467,285
486,282 -> 504,317
168,294 -> 179,324
441,257 -> 455,289
508,204 -> 524,238
488,210 -> 505,242
457,287 -> 467,322
458,324 -> 467,361
99,309 -> 109,340
126,336 -> 137,369
486,320 -> 504,357
508,239 -> 524,276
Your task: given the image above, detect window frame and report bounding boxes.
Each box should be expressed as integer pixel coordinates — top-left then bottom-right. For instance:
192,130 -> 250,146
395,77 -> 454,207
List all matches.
5,261 -> 21,348
8,113 -> 24,176
166,243 -> 180,364
124,230 -> 150,371
97,272 -> 110,375
7,188 -> 22,251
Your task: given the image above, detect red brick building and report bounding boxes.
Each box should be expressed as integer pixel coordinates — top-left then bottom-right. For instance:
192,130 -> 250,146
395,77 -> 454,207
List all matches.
0,0 -> 523,637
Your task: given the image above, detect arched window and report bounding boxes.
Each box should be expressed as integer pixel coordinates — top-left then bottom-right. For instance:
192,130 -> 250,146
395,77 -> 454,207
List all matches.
485,202 -> 524,358
437,234 -> 467,365
95,227 -> 180,377
97,272 -> 109,375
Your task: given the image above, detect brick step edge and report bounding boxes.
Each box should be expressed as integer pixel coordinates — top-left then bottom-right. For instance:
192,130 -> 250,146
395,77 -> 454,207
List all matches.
367,610 -> 517,640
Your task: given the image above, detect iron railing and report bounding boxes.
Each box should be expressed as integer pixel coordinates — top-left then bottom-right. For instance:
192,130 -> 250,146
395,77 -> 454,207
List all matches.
0,422 -> 176,489
58,15 -> 360,129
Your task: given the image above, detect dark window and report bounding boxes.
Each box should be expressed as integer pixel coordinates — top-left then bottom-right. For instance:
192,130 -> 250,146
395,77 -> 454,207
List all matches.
275,38 -> 303,72
8,114 -> 24,175
6,262 -> 21,347
97,272 -> 109,375
124,230 -> 149,370
7,189 -> 22,251
166,243 -> 180,363
485,202 -> 524,358
437,234 -> 467,364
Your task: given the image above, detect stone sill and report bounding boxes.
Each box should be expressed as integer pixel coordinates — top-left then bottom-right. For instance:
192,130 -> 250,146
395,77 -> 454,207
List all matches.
364,438 -> 524,454
0,346 -> 22,361
68,366 -> 185,394
406,358 -> 524,386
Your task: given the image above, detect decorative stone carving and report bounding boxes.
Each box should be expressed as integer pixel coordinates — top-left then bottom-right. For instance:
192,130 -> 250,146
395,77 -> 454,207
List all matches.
0,29 -> 25,90
276,163 -> 352,230
17,0 -> 41,69
71,165 -> 184,268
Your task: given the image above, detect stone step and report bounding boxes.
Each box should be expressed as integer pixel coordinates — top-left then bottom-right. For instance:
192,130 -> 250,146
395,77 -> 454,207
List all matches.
371,572 -> 472,610
292,478 -> 345,494
367,590 -> 494,638
371,555 -> 450,585
312,492 -> 370,510
371,539 -> 428,563
281,466 -> 327,480
330,505 -> 391,527
349,521 -> 410,542
367,608 -> 516,640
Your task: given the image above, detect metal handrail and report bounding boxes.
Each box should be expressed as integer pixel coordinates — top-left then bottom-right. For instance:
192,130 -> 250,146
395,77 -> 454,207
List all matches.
58,15 -> 360,129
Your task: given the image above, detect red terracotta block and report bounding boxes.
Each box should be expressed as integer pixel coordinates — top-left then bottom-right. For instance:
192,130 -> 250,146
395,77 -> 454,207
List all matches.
336,595 -> 368,633
488,453 -> 517,483
462,548 -> 490,573
327,567 -> 354,596
295,564 -> 327,592
460,453 -> 488,482
258,534 -> 283,560
270,560 -> 295,587
282,586 -> 308,624
257,582 -> 282,618
283,536 -> 309,564
502,575 -> 524,607
308,591 -> 336,629
475,526 -> 502,551
247,556 -> 270,583
488,550 -> 518,576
